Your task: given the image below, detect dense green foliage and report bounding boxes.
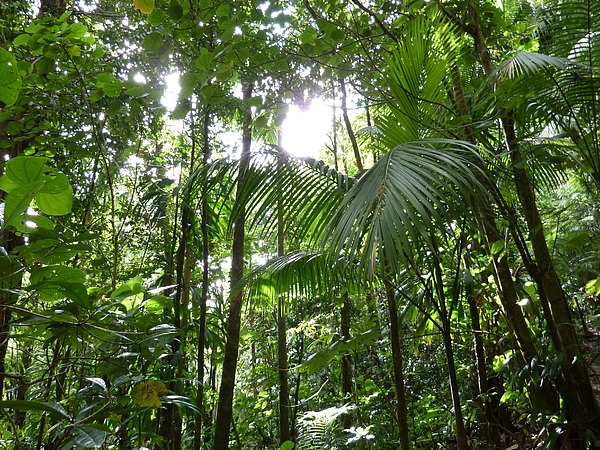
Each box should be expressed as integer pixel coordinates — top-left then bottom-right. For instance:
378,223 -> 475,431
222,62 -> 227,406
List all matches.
1,0 -> 600,449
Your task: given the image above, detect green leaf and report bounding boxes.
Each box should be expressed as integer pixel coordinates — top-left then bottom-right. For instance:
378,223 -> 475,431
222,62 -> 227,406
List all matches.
54,281 -> 90,309
179,72 -> 199,99
12,34 -> 30,47
12,214 -> 55,232
31,265 -> 86,285
111,276 -> 144,300
0,401 -> 71,421
195,48 -> 214,69
0,48 -> 21,107
147,9 -> 164,26
6,121 -> 24,135
101,80 -> 122,97
254,115 -> 268,129
566,232 -> 589,248
36,182 -> 73,215
144,295 -> 172,313
67,45 -> 81,57
215,4 -> 230,17
0,174 -> 20,193
299,27 -> 317,45
73,426 -> 107,447
280,441 -> 294,450
491,240 -> 504,255
4,181 -> 46,227
0,255 -> 23,289
133,0 -> 154,14
143,31 -> 163,51
168,1 -> 184,20
86,377 -> 108,392
29,271 -> 90,307
125,86 -> 145,97
107,99 -> 123,116
200,84 -> 214,99
5,156 -> 48,185
585,277 -> 600,296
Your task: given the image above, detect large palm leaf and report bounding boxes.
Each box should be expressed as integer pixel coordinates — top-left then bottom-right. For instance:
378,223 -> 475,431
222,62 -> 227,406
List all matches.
490,0 -> 600,188
379,15 -> 462,147
322,139 -> 488,278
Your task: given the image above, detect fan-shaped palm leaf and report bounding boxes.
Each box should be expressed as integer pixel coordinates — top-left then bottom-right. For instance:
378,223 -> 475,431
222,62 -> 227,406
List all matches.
379,15 -> 462,147
323,139 -> 489,278
237,251 -> 363,313
186,151 -> 352,247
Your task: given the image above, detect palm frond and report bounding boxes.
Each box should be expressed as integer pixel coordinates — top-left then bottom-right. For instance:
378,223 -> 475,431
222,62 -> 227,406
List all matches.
535,0 -> 600,66
238,151 -> 352,246
186,150 -> 353,246
380,15 -> 461,146
495,51 -> 578,79
322,139 -> 489,278
491,49 -> 600,188
238,251 -> 361,313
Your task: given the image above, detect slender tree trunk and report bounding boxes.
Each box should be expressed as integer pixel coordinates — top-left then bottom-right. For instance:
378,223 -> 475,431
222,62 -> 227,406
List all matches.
213,83 -> 253,450
159,115 -> 199,450
446,41 -> 560,417
468,292 -> 501,447
431,258 -> 470,450
276,143 -> 291,444
291,325 -> 304,444
277,310 -> 290,443
194,107 -> 212,450
383,277 -> 410,450
341,291 -> 353,430
340,78 -> 363,172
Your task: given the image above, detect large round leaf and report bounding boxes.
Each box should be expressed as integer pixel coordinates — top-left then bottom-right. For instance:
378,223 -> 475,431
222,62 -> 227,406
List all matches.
0,48 -> 21,107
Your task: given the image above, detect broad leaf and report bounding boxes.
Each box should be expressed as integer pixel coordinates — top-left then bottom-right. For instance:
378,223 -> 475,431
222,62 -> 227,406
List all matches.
4,181 -> 46,227
133,0 -> 154,14
0,48 -> 21,107
0,401 -> 71,421
73,426 -> 107,447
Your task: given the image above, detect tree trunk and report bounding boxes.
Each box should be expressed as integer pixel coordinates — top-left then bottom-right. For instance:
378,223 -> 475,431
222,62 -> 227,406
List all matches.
194,106 -> 212,450
431,259 -> 470,450
341,291 -> 353,430
212,83 -> 253,450
340,78 -> 363,172
445,31 -> 561,416
468,293 -> 502,447
276,139 -> 291,445
383,278 -> 410,450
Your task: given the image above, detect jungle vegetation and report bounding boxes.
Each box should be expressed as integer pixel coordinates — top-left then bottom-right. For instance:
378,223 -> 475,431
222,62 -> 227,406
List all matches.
1,0 -> 600,449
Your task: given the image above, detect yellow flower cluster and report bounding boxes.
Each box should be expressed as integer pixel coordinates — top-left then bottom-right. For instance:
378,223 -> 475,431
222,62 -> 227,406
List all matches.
131,380 -> 169,408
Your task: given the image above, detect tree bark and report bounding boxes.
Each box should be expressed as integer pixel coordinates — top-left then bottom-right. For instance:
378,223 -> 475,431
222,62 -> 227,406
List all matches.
445,21 -> 561,417
341,291 -> 353,430
468,293 -> 501,447
383,277 -> 410,450
340,78 -> 363,172
212,83 -> 253,450
276,137 -> 291,445
194,106 -> 212,450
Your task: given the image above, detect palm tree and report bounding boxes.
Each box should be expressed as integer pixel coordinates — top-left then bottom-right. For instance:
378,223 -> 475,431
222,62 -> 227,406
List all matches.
432,0 -> 600,445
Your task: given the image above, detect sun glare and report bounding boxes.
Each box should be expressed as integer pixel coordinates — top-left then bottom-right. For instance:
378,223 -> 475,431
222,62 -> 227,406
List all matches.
281,99 -> 331,158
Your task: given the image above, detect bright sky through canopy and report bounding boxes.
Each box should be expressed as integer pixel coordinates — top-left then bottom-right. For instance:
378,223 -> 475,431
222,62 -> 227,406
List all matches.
281,99 -> 331,158
161,73 -> 329,158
